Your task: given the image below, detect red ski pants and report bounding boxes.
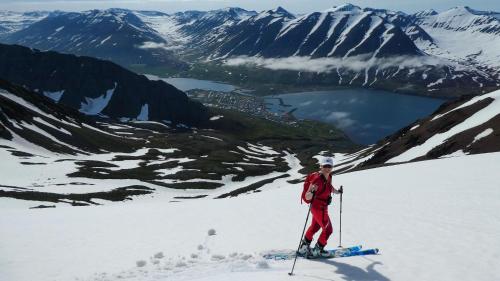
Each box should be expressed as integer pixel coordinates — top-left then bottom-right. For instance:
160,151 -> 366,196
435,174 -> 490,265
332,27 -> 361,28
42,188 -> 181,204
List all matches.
304,206 -> 332,247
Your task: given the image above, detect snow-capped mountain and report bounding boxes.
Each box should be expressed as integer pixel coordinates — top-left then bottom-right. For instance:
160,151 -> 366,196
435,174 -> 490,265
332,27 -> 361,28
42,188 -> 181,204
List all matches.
1,8 -> 185,67
175,7 -> 257,30
205,5 -> 422,58
135,4 -> 495,97
413,9 -> 438,18
413,6 -> 500,34
0,43 -> 208,126
0,10 -> 52,35
134,7 -> 258,53
1,5 -> 499,97
335,88 -> 500,172
171,5 -> 493,97
364,8 -> 435,46
412,6 -> 500,73
174,7 -> 258,44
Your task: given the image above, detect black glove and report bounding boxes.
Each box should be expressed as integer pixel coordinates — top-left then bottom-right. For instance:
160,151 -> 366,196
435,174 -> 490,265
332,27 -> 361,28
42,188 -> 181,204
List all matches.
338,186 -> 343,194
327,195 -> 332,205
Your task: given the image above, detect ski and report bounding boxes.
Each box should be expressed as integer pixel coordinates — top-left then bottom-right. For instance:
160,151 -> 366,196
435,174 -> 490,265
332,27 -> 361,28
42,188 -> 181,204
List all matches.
263,245 -> 365,260
307,248 -> 380,259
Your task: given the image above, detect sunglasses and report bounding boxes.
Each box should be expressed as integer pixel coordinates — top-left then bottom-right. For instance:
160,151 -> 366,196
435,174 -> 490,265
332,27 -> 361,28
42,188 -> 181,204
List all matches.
321,165 -> 333,169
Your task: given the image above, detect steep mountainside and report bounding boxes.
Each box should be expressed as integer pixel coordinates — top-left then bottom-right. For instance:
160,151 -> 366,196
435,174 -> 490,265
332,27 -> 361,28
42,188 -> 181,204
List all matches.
0,78 -> 142,155
133,8 -> 258,57
0,43 -> 208,126
174,7 -> 257,41
1,9 -> 186,67
365,8 -> 435,46
335,89 -> 500,172
206,5 -> 422,59
412,6 -> 500,74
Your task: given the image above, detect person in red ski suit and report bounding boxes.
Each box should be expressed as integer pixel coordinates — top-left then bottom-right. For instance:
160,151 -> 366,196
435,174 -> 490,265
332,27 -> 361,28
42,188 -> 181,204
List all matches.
299,157 -> 343,257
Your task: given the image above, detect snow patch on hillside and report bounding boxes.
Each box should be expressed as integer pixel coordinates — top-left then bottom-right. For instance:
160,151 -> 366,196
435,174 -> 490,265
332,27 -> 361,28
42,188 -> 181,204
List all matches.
42,90 -> 64,103
136,104 -> 149,121
79,83 -> 117,115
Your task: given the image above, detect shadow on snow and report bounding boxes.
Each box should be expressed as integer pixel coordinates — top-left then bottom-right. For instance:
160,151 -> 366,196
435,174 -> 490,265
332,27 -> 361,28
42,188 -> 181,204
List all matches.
303,260 -> 390,281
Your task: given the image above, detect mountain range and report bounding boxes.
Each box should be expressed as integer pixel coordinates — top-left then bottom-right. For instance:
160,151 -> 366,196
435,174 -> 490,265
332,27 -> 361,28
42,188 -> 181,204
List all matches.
411,6 -> 500,74
0,9 -> 186,67
137,4 -> 500,97
0,5 -> 499,97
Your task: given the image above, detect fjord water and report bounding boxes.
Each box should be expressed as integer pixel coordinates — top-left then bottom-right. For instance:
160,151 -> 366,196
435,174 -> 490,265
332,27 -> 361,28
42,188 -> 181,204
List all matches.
265,89 -> 445,145
160,77 -> 236,92
154,75 -> 445,145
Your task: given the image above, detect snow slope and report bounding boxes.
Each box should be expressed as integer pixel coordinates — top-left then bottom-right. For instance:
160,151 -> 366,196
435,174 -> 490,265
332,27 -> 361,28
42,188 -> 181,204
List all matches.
1,152 -> 499,281
414,6 -> 500,74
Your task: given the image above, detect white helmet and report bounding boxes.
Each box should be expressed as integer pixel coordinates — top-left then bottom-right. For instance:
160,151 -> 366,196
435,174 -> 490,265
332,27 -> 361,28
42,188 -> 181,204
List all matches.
319,157 -> 333,167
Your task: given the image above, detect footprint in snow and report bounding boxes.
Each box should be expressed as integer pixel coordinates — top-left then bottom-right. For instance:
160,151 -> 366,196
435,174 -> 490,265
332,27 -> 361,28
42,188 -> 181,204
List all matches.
136,260 -> 147,267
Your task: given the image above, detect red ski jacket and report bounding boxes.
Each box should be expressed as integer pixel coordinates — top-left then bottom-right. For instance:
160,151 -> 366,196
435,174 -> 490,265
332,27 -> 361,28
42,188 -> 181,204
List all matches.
309,173 -> 333,208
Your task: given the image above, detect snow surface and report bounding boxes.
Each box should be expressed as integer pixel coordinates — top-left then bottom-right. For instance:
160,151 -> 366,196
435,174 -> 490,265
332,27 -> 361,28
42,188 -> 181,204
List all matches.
79,83 -> 117,115
136,104 -> 149,121
134,11 -> 189,45
100,35 -> 112,45
42,90 -> 64,102
0,89 -> 80,128
471,128 -> 493,144
415,6 -> 500,71
209,115 -> 223,121
32,117 -> 70,136
1,152 -> 499,281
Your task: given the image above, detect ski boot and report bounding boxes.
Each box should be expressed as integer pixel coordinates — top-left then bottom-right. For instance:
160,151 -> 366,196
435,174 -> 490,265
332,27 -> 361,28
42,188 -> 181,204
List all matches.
311,242 -> 330,258
297,238 -> 312,257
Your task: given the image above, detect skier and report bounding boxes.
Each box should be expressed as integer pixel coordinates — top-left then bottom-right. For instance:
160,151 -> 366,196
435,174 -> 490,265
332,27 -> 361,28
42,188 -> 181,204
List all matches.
298,156 -> 343,257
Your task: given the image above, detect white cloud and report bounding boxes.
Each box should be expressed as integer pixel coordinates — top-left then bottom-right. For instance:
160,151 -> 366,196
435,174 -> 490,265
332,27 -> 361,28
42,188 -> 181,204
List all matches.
324,111 -> 356,128
137,41 -> 182,50
336,118 -> 356,128
326,111 -> 350,119
224,55 -> 452,73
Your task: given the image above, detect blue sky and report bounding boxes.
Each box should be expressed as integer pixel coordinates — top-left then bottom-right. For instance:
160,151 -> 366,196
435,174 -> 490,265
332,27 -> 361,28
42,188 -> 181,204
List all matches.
0,0 -> 498,14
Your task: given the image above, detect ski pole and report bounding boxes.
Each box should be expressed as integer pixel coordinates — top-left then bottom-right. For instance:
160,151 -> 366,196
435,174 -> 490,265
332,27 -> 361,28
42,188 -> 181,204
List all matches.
338,185 -> 343,248
289,193 -> 314,276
